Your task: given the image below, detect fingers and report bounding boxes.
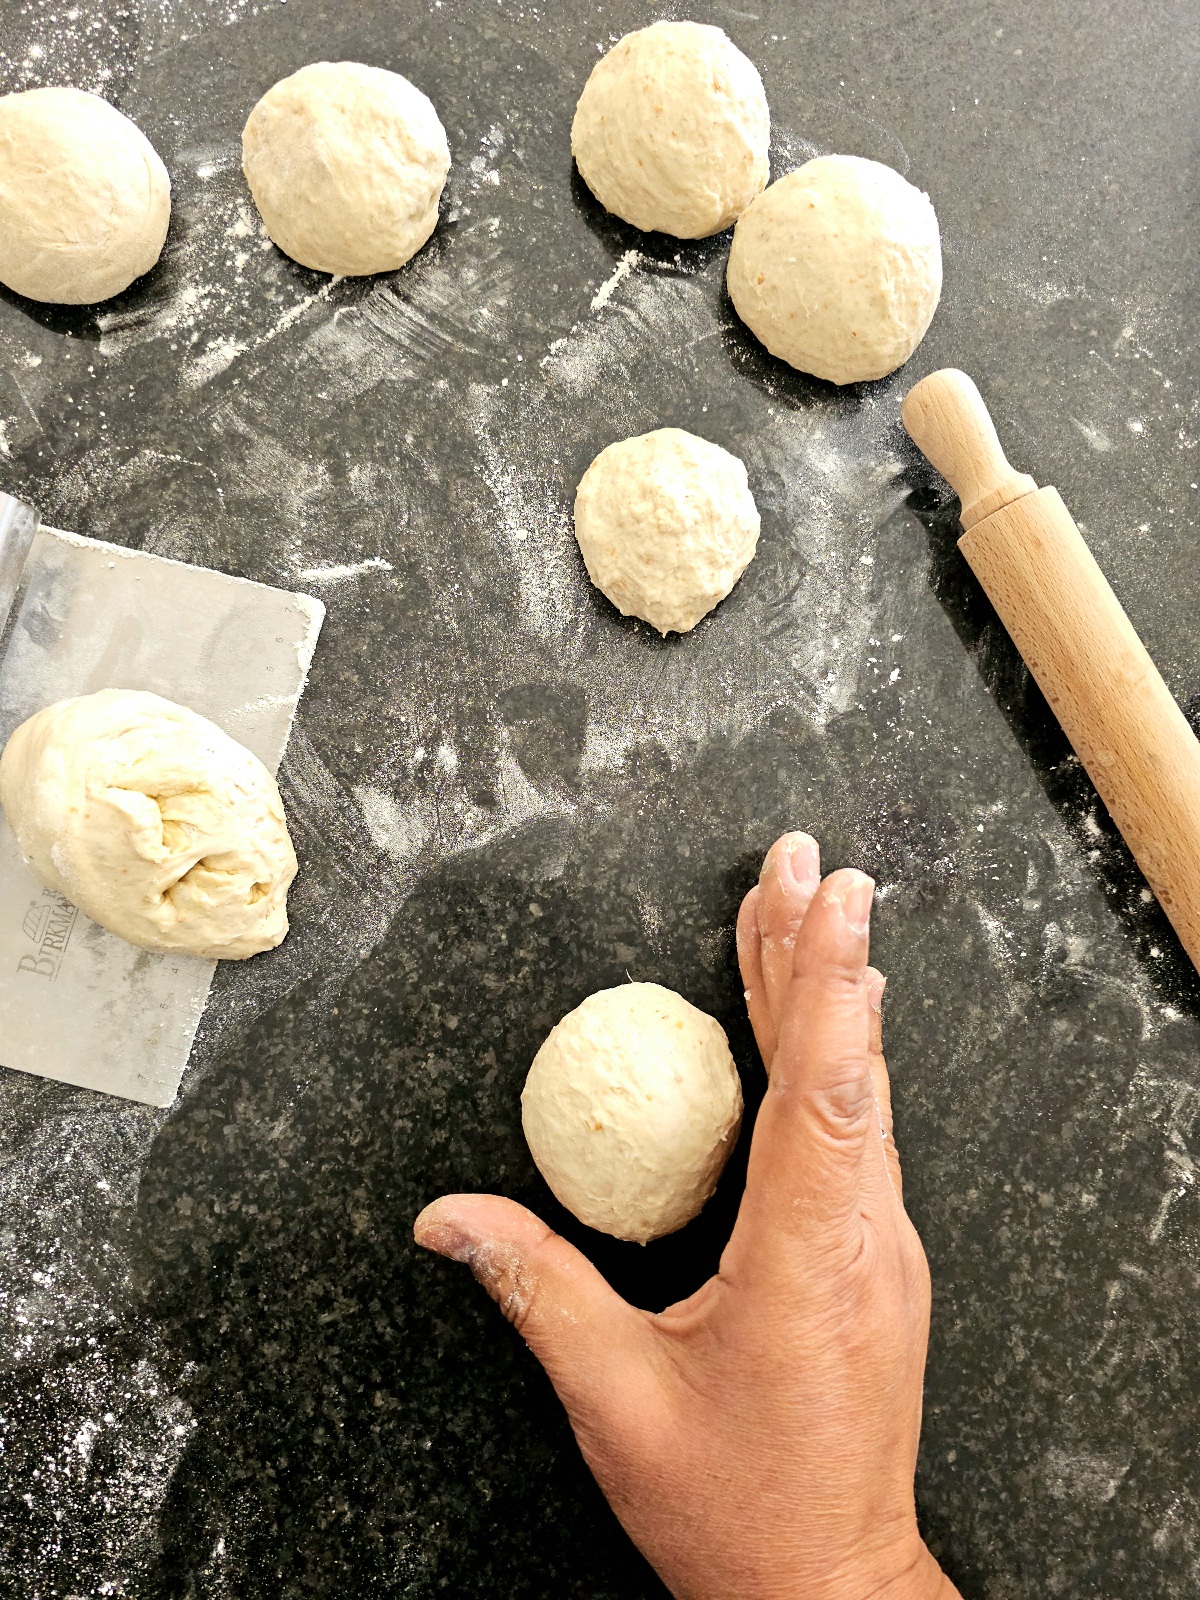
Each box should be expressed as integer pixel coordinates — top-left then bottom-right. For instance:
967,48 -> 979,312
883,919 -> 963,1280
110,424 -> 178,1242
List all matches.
736,888 -> 776,1067
414,1193 -> 652,1409
739,869 -> 877,1247
736,832 -> 822,1073
866,967 -> 903,1201
756,832 -> 822,1034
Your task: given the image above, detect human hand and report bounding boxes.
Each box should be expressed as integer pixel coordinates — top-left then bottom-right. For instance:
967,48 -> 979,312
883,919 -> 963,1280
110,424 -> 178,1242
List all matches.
414,833 -> 960,1600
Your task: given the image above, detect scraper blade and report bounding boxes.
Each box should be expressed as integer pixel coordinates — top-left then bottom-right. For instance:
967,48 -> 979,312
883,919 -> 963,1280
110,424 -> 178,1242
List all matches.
0,520 -> 324,1107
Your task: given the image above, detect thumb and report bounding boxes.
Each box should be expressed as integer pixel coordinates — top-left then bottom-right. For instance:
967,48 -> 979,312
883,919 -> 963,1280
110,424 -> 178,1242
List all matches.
414,1193 -> 652,1410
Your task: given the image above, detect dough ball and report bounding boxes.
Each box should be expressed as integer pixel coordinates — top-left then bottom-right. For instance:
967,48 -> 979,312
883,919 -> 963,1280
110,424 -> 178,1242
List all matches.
727,154 -> 942,384
522,982 -> 743,1244
0,690 -> 296,960
571,20 -> 769,238
0,87 -> 170,305
242,60 -> 450,276
574,427 -> 760,634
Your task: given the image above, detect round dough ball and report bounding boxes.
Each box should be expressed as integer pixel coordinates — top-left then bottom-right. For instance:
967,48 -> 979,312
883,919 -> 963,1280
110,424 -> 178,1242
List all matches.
727,154 -> 942,384
242,61 -> 451,276
522,982 -> 743,1243
571,20 -> 769,238
0,87 -> 170,305
574,427 -> 760,635
0,690 -> 296,960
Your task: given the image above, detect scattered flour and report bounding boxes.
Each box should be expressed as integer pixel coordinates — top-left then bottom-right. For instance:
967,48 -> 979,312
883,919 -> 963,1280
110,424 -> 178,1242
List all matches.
297,557 -> 394,583
354,744 -> 572,879
1073,417 -> 1114,453
590,248 -> 640,312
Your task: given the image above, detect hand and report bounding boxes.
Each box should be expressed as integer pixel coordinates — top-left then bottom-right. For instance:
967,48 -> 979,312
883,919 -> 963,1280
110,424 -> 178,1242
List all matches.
414,833 -> 960,1600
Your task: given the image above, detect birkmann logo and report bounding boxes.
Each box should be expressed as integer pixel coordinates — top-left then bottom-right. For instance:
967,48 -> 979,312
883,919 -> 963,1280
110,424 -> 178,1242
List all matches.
19,887 -> 78,980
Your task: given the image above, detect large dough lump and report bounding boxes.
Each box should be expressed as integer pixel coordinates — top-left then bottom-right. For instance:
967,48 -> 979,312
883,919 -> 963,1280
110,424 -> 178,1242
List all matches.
571,20 -> 769,238
727,154 -> 942,384
0,87 -> 170,305
522,982 -> 743,1243
0,690 -> 297,960
574,427 -> 760,635
242,61 -> 450,276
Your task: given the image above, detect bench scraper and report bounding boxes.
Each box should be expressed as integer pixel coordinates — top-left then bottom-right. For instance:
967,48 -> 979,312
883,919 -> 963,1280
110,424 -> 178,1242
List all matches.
0,492 -> 325,1108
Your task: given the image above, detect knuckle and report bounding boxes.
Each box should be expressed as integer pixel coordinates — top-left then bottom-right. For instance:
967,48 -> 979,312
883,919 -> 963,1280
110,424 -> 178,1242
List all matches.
471,1239 -> 539,1333
904,1230 -> 932,1298
801,953 -> 869,994
802,1071 -> 876,1139
503,1267 -> 538,1335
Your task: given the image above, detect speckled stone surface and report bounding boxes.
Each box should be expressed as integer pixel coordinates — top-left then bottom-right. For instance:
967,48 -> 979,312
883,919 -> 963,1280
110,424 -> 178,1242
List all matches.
0,1 -> 1198,1595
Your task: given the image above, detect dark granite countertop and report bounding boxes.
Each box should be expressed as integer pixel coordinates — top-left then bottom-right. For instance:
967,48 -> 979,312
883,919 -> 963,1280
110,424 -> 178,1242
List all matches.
0,1 -> 1198,1594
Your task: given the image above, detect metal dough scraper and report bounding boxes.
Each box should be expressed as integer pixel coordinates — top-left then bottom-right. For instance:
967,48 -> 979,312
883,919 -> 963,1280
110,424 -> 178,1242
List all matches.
0,492 -> 325,1108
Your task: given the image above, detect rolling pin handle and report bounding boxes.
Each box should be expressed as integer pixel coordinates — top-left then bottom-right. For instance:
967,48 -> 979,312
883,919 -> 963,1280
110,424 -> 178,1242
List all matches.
901,369 -> 1038,528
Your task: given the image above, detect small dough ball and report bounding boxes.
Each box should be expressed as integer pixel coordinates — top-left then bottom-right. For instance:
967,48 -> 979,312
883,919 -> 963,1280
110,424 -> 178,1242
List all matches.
522,982 -> 743,1243
0,87 -> 170,305
727,154 -> 942,384
0,690 -> 297,960
571,20 -> 769,238
574,427 -> 760,634
242,60 -> 451,276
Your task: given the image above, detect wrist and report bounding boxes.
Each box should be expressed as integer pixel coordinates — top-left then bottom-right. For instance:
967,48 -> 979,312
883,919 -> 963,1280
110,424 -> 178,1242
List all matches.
867,1543 -> 960,1600
807,1539 -> 956,1600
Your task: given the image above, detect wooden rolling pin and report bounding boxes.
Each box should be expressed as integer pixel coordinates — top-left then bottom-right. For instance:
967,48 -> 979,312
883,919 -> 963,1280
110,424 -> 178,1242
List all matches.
902,368 -> 1200,973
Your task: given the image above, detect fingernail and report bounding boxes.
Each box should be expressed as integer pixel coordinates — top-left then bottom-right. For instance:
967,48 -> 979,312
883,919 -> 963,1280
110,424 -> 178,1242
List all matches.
867,972 -> 886,1013
787,831 -> 820,889
836,871 -> 875,938
414,1204 -> 476,1264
